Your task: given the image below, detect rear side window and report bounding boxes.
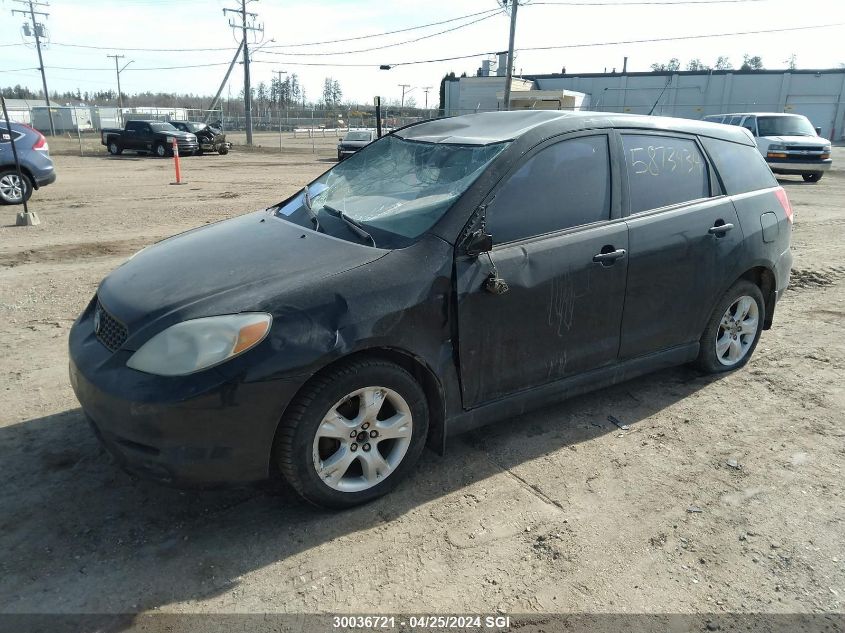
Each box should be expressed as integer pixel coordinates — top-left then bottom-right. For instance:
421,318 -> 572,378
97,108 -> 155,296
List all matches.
487,135 -> 611,243
621,134 -> 709,213
0,127 -> 24,143
700,137 -> 777,195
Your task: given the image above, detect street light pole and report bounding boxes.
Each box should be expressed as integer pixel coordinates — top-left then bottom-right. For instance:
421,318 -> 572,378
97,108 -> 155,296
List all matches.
107,55 -> 133,126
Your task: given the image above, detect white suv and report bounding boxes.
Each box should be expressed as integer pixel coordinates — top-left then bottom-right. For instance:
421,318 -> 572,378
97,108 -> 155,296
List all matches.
703,112 -> 832,183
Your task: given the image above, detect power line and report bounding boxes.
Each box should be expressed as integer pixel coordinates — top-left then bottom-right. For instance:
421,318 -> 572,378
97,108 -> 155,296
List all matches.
266,8 -> 504,48
38,8 -> 504,53
260,11 -> 503,57
384,20 -> 845,66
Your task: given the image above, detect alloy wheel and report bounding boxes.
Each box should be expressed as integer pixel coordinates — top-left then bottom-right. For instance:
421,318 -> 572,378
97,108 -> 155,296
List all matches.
312,386 -> 413,493
715,295 -> 759,366
0,173 -> 25,202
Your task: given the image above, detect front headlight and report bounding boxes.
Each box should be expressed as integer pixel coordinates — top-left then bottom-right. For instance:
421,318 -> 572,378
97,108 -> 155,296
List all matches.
823,145 -> 831,153
767,144 -> 786,151
126,313 -> 272,376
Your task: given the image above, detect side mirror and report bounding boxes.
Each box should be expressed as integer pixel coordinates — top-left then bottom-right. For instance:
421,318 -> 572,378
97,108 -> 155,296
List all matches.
464,229 -> 493,257
814,126 -> 822,136
339,137 -> 343,141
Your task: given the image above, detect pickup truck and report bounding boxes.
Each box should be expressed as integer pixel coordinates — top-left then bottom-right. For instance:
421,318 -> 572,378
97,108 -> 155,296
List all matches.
101,120 -> 199,157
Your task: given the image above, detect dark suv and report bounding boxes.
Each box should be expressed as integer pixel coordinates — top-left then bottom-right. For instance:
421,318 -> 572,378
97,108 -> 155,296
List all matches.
69,111 -> 792,508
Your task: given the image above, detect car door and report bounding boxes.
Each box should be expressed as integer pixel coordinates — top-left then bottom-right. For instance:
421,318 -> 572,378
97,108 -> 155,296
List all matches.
122,121 -> 140,150
455,133 -> 628,408
618,131 -> 744,360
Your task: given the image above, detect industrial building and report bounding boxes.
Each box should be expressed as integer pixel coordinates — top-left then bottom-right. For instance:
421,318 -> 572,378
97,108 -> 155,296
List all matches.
444,66 -> 845,141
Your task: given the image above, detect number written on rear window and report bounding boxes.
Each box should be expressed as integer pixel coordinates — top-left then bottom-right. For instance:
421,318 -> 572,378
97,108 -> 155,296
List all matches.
622,134 -> 709,213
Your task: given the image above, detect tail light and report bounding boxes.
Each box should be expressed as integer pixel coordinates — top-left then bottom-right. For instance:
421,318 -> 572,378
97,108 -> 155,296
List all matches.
31,132 -> 48,151
774,186 -> 793,225
18,123 -> 48,151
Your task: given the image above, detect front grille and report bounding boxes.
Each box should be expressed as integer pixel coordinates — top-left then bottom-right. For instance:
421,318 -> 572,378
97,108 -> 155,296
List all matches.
94,300 -> 128,351
786,146 -> 822,152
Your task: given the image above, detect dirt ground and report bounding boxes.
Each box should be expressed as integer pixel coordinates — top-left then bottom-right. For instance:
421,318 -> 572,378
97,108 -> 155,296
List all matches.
0,143 -> 843,629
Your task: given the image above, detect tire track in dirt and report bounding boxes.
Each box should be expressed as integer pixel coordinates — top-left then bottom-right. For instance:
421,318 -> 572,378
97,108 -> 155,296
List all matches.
0,238 -> 150,268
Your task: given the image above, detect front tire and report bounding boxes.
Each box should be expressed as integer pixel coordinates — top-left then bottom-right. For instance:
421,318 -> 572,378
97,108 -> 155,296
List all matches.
695,280 -> 764,373
275,358 -> 429,509
108,141 -> 122,155
0,170 -> 32,205
802,172 -> 823,183
153,143 -> 168,158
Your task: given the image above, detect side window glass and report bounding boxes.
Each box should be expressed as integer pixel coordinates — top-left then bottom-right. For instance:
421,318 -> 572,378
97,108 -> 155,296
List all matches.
621,134 -> 709,213
699,137 -> 777,195
728,115 -> 743,126
487,135 -> 611,244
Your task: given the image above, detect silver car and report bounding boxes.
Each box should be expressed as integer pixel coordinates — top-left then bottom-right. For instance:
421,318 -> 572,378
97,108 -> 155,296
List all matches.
0,122 -> 57,204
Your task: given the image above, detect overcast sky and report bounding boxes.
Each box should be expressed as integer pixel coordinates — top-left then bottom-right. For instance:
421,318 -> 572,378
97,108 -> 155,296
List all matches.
1,0 -> 843,107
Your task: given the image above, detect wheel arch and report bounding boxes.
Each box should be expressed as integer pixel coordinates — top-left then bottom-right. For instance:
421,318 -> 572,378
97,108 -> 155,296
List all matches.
738,266 -> 777,329
269,346 -> 447,477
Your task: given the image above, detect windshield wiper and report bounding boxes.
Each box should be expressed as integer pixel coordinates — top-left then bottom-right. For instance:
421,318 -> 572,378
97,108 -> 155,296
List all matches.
301,186 -> 320,232
322,204 -> 377,247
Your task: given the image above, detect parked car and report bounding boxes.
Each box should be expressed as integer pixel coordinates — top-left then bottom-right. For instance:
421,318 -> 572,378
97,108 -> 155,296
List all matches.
168,121 -> 230,155
101,120 -> 199,157
70,111 -> 793,508
337,129 -> 376,161
0,122 -> 55,205
703,112 -> 831,182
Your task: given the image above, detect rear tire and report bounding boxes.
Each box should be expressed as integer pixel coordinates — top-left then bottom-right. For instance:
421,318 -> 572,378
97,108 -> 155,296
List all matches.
0,170 -> 32,205
802,172 -> 822,183
695,280 -> 764,373
107,141 -> 122,156
275,358 -> 429,509
218,146 -> 229,155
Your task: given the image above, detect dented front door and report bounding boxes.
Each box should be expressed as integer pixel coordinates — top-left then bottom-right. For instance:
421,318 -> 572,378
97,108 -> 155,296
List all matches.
455,221 -> 629,408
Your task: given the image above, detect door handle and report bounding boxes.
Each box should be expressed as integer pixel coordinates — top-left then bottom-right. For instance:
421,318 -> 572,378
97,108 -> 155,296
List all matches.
708,222 -> 735,236
592,248 -> 626,265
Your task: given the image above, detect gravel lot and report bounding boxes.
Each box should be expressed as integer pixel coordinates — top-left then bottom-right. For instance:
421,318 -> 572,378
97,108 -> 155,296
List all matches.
0,144 -> 843,629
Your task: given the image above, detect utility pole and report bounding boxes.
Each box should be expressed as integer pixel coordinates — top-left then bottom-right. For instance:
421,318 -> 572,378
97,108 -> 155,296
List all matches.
422,86 -> 433,113
398,84 -> 411,108
12,0 -> 54,136
502,0 -> 519,112
224,0 -> 263,145
106,54 -> 132,126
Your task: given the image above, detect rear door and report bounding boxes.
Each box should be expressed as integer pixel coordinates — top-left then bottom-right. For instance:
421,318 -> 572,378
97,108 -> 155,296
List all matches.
456,132 -> 628,407
618,131 -> 744,359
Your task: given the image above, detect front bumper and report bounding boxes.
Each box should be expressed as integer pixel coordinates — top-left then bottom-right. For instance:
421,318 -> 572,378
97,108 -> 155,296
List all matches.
767,158 -> 832,175
69,310 -> 305,486
200,141 -> 231,152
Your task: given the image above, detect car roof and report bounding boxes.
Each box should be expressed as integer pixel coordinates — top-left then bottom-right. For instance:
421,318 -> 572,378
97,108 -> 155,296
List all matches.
395,110 -> 754,146
706,112 -> 804,118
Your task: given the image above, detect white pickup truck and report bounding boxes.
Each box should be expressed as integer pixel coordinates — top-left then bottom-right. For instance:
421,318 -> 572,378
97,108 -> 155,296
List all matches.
703,112 -> 832,183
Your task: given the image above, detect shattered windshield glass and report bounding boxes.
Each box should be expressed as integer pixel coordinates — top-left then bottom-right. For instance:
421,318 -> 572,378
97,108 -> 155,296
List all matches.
274,135 -> 509,248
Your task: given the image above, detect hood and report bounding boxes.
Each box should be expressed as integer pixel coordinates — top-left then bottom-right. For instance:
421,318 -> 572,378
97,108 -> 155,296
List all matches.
339,139 -> 371,148
163,130 -> 195,140
765,135 -> 828,145
97,211 -> 385,343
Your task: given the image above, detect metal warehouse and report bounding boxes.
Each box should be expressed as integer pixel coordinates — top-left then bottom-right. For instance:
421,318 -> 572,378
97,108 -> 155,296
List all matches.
444,68 -> 845,141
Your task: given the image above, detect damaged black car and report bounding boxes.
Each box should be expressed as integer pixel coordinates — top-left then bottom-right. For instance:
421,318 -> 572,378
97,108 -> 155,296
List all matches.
69,111 -> 793,508
169,121 -> 230,155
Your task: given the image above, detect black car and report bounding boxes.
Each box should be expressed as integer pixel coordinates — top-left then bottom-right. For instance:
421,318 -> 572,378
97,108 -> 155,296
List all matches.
102,120 -> 199,157
169,121 -> 230,155
70,111 -> 792,508
337,129 -> 376,161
